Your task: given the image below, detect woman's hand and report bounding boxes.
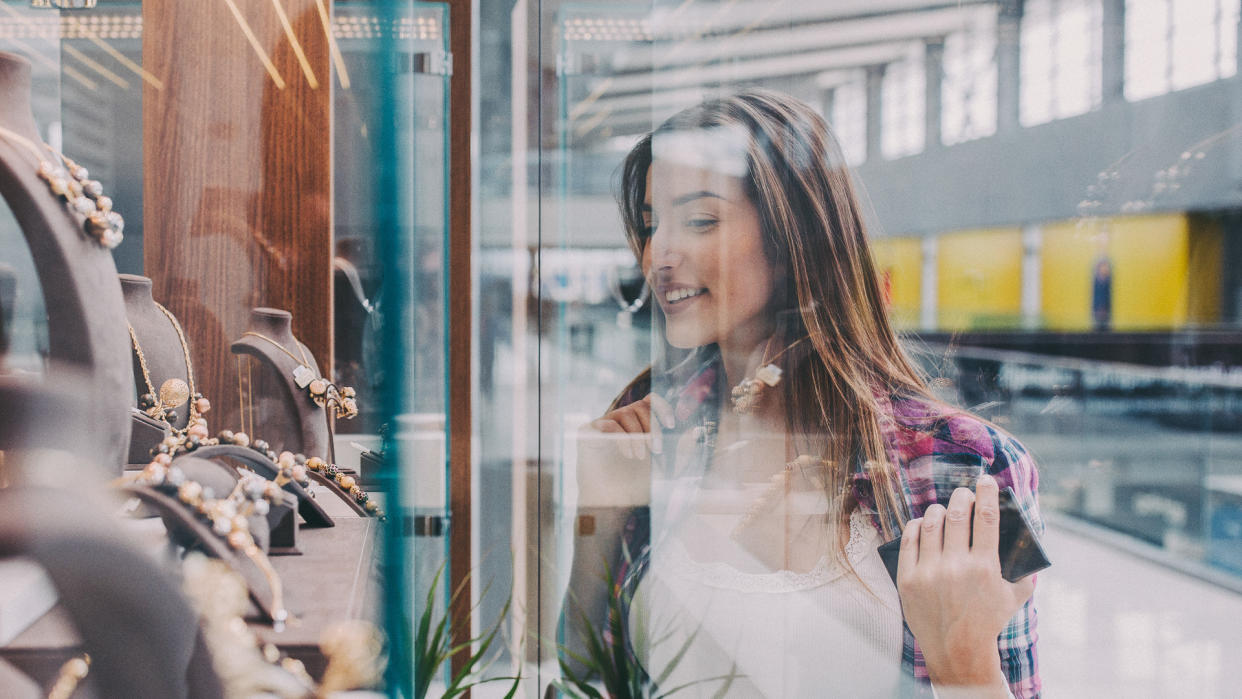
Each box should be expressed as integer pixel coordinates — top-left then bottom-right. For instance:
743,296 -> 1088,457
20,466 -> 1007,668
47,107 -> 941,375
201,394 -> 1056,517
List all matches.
896,474 -> 1034,697
583,393 -> 676,460
574,394 -> 676,508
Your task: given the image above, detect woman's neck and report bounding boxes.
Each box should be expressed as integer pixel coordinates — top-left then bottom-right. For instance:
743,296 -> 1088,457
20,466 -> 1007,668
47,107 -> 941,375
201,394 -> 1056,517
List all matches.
717,334 -> 786,437
719,339 -> 769,394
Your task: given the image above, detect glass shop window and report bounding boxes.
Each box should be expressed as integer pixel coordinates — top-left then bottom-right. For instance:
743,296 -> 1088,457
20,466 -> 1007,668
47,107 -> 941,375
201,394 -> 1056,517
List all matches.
828,73 -> 867,167
942,11 -> 998,146
1125,0 -> 1239,101
880,43 -> 925,160
1021,0 -> 1103,126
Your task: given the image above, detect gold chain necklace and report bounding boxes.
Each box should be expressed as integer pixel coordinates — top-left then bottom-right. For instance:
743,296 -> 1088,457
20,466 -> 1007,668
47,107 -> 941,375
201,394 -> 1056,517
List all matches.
129,304 -> 211,434
242,330 -> 314,387
157,302 -> 196,395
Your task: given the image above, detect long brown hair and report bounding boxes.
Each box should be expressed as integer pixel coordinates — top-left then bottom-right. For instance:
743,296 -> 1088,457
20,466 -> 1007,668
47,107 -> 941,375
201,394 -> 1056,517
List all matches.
618,89 -> 935,545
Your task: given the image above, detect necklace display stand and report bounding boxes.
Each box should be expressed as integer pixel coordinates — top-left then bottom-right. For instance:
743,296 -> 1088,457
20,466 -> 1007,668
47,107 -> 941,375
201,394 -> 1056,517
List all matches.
121,275 -> 194,432
0,51 -> 131,472
0,373 -> 223,696
122,283 -> 335,528
121,275 -> 177,464
231,309 -> 370,517
231,308 -> 329,462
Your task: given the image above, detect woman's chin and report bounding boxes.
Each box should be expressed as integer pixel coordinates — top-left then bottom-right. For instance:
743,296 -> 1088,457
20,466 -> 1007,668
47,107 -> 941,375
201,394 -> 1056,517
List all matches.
663,326 -> 712,350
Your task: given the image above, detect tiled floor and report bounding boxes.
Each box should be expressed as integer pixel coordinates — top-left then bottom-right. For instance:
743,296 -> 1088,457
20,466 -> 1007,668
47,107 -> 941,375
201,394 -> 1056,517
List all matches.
1037,524 -> 1242,698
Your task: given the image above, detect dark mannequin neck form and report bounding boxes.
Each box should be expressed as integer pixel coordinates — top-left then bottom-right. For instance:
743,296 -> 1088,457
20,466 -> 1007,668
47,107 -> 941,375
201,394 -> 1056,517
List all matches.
119,274 -> 155,306
246,308 -> 297,348
0,52 -> 39,142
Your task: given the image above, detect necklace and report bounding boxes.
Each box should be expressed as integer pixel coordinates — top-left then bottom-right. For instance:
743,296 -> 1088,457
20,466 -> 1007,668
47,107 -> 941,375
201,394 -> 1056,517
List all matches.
0,124 -> 125,249
730,336 -> 809,415
242,331 -> 359,420
242,330 -> 315,387
129,303 -> 211,436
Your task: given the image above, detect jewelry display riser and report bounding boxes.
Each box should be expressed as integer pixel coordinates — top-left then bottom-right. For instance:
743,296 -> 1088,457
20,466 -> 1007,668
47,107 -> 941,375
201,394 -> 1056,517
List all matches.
0,488 -> 224,698
124,449 -> 305,552
0,52 -> 132,472
0,515 -> 378,688
127,409 -> 169,466
190,444 -> 335,528
121,274 -> 195,432
120,484 -> 285,624
230,308 -> 330,463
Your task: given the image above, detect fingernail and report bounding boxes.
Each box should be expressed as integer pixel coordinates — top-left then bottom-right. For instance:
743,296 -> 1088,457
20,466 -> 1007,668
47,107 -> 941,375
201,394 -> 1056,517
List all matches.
979,474 -> 996,486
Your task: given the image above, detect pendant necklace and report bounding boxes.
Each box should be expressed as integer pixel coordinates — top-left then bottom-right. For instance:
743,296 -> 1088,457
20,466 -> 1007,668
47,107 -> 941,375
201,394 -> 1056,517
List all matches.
241,331 -> 359,419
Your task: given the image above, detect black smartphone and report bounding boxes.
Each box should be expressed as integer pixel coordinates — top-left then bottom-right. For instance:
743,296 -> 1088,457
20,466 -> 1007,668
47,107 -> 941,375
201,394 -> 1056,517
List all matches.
876,487 -> 1051,584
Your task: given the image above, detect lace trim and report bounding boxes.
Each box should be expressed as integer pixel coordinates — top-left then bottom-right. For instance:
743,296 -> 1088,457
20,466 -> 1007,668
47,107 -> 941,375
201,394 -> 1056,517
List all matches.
660,511 -> 877,593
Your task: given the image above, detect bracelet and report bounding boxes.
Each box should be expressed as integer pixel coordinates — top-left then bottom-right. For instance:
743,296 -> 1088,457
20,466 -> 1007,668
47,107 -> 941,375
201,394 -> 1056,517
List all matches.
305,456 -> 385,520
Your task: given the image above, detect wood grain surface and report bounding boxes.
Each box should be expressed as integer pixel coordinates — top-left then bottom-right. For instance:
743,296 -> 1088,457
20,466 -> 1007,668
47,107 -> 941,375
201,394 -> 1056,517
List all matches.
142,0 -> 332,434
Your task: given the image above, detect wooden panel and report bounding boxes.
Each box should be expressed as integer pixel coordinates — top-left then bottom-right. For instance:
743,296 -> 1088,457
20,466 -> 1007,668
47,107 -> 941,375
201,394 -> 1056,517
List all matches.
143,0 -> 332,435
445,0 -> 475,684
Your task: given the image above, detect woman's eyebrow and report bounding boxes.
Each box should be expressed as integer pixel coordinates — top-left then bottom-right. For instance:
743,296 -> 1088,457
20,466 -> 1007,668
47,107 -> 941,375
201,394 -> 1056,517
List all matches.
671,190 -> 726,207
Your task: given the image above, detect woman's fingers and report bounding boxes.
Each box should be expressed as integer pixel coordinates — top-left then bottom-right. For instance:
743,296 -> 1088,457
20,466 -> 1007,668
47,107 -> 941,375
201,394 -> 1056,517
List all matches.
942,487 -> 976,554
588,393 -> 673,461
649,393 -> 676,429
896,517 -> 921,586
971,474 -> 1001,556
611,409 -> 647,459
918,504 -> 946,563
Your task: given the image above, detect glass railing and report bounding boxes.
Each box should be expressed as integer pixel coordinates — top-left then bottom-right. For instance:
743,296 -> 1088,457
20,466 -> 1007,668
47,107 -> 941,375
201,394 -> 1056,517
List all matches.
912,340 -> 1242,586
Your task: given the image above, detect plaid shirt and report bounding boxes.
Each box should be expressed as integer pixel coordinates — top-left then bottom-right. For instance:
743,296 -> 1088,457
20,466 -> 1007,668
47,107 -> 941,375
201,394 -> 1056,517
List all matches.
613,357 -> 1043,699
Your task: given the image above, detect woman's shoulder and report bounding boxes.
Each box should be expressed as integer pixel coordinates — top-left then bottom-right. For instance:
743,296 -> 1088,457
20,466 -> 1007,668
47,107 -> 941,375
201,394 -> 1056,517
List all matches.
883,390 -> 1036,485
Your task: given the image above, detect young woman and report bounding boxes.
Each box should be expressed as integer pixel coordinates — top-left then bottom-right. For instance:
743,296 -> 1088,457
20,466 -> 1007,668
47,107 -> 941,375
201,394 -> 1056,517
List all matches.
570,90 -> 1042,698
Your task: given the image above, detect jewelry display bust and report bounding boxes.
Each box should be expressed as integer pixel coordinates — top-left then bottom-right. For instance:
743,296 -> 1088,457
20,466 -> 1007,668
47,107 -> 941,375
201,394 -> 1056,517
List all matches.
231,308 -> 330,463
0,51 -> 131,472
121,274 -> 195,432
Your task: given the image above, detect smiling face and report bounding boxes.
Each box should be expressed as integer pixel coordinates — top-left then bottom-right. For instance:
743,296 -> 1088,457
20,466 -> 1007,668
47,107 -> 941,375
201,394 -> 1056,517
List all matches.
641,159 -> 777,352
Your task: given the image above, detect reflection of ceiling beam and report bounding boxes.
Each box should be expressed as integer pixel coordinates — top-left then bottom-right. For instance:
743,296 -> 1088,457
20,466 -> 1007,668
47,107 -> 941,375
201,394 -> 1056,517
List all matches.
599,40 -> 917,94
576,88 -> 709,116
578,71 -> 857,126
815,69 -> 864,89
612,5 -> 993,71
645,0 -> 996,39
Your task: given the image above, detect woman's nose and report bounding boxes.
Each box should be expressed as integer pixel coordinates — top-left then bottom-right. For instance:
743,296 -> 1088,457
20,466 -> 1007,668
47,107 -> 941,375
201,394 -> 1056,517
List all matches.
647,226 -> 683,270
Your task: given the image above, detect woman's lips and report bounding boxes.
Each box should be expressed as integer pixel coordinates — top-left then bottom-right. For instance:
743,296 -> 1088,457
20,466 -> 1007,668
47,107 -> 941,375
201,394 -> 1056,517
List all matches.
662,288 -> 708,315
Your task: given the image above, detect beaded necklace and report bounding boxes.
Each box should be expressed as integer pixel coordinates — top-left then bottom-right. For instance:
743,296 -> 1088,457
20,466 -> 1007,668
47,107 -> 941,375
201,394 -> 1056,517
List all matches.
0,124 -> 124,249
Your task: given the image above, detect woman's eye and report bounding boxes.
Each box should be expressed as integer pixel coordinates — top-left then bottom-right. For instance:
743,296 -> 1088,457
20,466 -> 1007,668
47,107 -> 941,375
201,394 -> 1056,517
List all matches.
687,217 -> 717,230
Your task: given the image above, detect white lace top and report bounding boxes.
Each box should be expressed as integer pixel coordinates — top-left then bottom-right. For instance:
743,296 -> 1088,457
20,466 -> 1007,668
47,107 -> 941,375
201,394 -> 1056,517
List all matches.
629,499 -> 905,698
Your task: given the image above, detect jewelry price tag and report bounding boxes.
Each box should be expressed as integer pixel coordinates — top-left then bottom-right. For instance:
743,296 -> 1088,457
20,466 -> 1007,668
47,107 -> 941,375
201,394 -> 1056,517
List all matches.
292,364 -> 314,388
